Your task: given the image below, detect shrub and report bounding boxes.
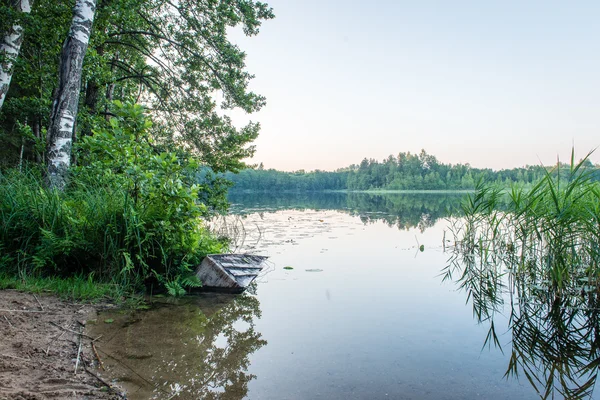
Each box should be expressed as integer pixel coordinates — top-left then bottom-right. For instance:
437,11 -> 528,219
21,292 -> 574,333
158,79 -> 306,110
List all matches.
0,102 -> 227,296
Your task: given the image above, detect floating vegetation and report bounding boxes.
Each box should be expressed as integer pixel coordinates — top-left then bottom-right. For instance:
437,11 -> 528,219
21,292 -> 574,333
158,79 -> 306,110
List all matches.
283,266 -> 294,270
444,151 -> 600,399
305,269 -> 323,273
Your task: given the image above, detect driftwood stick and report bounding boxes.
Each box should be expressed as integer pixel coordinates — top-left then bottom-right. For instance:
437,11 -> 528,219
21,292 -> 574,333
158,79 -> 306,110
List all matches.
91,334 -> 103,343
0,309 -> 45,313
49,321 -> 96,340
3,315 -> 14,328
32,294 -> 44,311
74,326 -> 83,375
91,342 -> 104,370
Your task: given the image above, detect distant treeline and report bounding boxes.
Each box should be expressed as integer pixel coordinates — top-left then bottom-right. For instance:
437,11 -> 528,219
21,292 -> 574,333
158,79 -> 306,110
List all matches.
225,150 -> 600,191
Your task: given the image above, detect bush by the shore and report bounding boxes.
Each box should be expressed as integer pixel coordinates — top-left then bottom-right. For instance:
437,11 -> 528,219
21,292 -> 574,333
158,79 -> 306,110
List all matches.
0,103 -> 226,298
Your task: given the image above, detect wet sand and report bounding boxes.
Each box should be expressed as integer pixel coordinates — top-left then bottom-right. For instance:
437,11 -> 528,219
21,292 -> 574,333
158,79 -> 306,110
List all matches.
0,289 -> 123,399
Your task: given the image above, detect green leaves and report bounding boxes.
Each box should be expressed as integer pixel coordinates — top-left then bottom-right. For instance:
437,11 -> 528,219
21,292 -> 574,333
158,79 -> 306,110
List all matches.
75,101 -> 228,290
1,0 -> 273,178
0,101 -> 228,296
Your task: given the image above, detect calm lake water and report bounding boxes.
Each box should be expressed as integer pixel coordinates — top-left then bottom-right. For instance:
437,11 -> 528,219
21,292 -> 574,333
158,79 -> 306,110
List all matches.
89,192 -> 599,399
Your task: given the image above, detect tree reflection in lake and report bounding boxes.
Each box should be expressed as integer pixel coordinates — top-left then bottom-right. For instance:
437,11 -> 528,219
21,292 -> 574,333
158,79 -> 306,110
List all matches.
444,233 -> 600,399
228,191 -> 463,232
88,290 -> 266,400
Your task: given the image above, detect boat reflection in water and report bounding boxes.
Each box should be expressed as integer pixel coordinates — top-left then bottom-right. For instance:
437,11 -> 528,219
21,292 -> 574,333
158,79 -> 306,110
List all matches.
89,287 -> 266,400
444,231 -> 600,399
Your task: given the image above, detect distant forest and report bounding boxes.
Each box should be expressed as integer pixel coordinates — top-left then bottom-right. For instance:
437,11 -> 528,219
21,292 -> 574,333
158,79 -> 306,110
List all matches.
225,150 -> 600,191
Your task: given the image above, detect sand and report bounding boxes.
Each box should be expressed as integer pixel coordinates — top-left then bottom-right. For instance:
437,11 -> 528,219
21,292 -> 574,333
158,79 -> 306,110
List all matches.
0,289 -> 124,399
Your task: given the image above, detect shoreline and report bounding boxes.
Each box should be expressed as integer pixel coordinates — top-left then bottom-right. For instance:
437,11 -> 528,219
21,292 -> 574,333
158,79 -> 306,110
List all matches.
0,289 -> 124,399
228,189 -> 474,194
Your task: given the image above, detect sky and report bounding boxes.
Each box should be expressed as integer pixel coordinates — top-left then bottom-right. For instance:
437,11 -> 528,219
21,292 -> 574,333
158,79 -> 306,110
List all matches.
228,0 -> 600,172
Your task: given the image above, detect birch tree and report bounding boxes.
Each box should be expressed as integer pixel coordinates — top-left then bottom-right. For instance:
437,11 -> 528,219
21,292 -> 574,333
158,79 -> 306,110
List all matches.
0,0 -> 32,110
2,0 -> 273,174
46,0 -> 96,190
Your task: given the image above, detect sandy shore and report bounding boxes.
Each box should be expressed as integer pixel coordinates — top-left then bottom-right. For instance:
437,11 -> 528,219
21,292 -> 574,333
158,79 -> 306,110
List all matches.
0,289 -> 124,399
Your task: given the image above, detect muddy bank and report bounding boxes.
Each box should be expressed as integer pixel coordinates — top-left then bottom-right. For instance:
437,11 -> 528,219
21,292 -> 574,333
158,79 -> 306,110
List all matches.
0,290 -> 123,400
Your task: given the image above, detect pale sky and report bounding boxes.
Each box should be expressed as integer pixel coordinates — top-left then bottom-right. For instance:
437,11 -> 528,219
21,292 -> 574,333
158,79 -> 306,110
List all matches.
229,0 -> 600,172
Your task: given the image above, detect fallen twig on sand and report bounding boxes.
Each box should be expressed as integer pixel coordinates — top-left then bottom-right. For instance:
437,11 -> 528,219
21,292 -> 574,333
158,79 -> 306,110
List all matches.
74,326 -> 83,374
0,309 -> 45,313
91,342 -> 104,370
3,315 -> 14,328
32,294 -> 44,311
49,321 -> 97,341
91,334 -> 103,343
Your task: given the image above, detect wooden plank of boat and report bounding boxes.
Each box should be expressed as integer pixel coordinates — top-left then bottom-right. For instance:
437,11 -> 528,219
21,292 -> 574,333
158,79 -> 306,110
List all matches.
195,254 -> 268,293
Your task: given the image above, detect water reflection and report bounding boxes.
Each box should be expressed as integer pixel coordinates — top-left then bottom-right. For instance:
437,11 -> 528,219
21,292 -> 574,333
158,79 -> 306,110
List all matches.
89,291 -> 266,399
228,191 -> 463,232
445,243 -> 600,399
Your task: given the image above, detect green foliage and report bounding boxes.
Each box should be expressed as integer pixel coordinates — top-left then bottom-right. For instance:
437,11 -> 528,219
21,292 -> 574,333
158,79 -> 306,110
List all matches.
227,150 -> 600,192
0,0 -> 272,296
444,152 -> 600,399
0,0 -> 69,165
0,272 -> 121,302
447,150 -> 600,292
227,167 -> 349,191
1,0 -> 274,173
0,102 -> 227,295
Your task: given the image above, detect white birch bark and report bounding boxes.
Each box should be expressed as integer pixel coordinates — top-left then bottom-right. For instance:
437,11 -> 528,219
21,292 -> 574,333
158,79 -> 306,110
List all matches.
46,0 -> 96,190
0,0 -> 32,110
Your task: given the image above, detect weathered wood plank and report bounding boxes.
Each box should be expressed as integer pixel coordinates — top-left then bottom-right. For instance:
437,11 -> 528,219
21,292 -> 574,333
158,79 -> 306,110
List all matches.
194,254 -> 268,293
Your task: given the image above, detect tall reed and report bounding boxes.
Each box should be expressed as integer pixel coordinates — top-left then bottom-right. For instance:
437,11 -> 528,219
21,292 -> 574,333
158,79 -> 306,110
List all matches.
444,150 -> 600,399
447,150 -> 600,293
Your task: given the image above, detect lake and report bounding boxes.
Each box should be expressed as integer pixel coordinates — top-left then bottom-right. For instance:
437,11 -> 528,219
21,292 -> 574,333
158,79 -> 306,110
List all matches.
88,192 -> 599,399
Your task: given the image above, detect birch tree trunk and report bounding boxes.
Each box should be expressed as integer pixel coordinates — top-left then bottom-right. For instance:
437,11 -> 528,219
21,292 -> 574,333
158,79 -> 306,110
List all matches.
46,0 -> 96,190
0,0 -> 32,111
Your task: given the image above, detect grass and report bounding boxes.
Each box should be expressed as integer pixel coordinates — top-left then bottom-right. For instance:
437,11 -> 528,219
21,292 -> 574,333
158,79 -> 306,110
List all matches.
443,150 -> 600,399
0,167 -> 225,298
446,149 -> 600,293
0,273 -> 123,302
1,104 -> 229,300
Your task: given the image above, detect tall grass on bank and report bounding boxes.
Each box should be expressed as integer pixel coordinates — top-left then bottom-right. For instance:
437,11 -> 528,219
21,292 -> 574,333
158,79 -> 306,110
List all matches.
0,273 -> 123,301
445,150 -> 600,294
0,169 -> 224,297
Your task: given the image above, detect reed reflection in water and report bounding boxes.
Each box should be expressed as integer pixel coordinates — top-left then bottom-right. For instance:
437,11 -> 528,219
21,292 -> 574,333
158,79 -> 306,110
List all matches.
445,204 -> 600,399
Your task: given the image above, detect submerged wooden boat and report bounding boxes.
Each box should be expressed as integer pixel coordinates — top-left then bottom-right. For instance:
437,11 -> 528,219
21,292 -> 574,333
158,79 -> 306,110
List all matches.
195,254 -> 268,293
